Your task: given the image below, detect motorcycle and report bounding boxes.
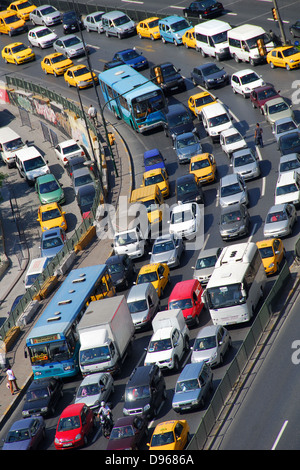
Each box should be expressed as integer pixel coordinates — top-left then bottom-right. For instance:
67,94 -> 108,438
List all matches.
99,413 -> 114,438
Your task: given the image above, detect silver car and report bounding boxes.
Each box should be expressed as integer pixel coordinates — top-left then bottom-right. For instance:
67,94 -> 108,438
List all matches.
219,173 -> 248,208
71,167 -> 96,195
272,116 -> 299,142
54,34 -> 85,58
263,203 -> 297,238
30,5 -> 61,26
74,373 -> 114,411
263,97 -> 294,126
278,153 -> 300,177
83,11 -> 105,33
192,247 -> 222,285
191,325 -> 231,367
150,234 -> 184,268
232,148 -> 260,180
219,203 -> 250,241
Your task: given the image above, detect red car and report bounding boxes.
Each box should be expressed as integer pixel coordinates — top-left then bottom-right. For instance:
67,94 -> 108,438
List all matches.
250,85 -> 281,114
168,279 -> 204,327
54,403 -> 95,450
106,416 -> 148,450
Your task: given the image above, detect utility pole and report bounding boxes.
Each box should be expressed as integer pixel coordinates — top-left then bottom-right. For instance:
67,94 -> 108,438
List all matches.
272,0 -> 287,45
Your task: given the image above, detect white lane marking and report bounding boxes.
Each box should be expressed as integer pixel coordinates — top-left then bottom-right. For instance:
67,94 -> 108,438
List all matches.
271,420 -> 288,450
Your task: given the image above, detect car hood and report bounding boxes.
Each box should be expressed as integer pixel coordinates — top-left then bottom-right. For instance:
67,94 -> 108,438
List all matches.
177,191 -> 199,204
220,220 -> 244,232
107,435 -> 136,451
268,110 -> 293,124
23,397 -> 50,413
41,244 -> 63,259
145,349 -> 172,364
264,220 -> 288,234
131,309 -> 150,325
3,440 -> 31,450
109,270 -> 126,284
234,162 -> 257,175
194,266 -> 214,280
172,389 -> 201,405
205,70 -> 226,81
191,348 -> 216,363
74,395 -> 99,408
164,72 -> 182,84
177,143 -> 201,157
169,122 -> 194,137
150,250 -> 176,265
41,32 -> 57,41
221,192 -> 245,206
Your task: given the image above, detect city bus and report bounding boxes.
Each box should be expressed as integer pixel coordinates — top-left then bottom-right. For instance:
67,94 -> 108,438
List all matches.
98,64 -> 167,133
25,264 -> 115,379
204,242 -> 266,326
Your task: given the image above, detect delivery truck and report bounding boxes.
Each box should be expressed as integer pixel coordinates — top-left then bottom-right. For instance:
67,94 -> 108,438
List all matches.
78,295 -> 135,376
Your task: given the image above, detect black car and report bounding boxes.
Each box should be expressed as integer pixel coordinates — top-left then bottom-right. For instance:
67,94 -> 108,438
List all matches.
149,62 -> 186,94
62,10 -> 84,34
123,365 -> 166,419
290,20 -> 300,38
278,131 -> 300,155
103,59 -> 124,71
183,0 -> 224,19
175,174 -> 204,204
191,63 -> 229,89
22,378 -> 63,418
163,103 -> 196,143
105,254 -> 135,290
76,184 -> 96,218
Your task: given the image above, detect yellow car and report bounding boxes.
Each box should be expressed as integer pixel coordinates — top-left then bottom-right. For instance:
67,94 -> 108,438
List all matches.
64,64 -> 99,89
188,91 -> 216,118
41,53 -> 73,76
190,153 -> 217,184
136,17 -> 160,40
267,46 -> 300,70
136,263 -> 170,297
182,27 -> 196,49
8,0 -> 36,20
1,42 -> 35,65
37,203 -> 67,232
148,420 -> 190,450
0,10 -> 26,35
142,168 -> 169,198
256,238 -> 285,275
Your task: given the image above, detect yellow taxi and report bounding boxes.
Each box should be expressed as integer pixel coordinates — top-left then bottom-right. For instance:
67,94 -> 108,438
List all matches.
136,263 -> 170,297
189,153 -> 217,184
64,64 -> 99,89
8,0 -> 36,21
136,17 -> 160,40
148,420 -> 190,450
41,53 -> 73,76
0,10 -> 26,35
1,42 -> 35,65
256,238 -> 285,275
37,203 -> 67,232
142,168 -> 169,198
182,27 -> 196,49
188,91 -> 216,118
267,46 -> 300,70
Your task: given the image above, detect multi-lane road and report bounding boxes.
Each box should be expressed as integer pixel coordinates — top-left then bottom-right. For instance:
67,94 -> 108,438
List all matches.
0,0 -> 300,450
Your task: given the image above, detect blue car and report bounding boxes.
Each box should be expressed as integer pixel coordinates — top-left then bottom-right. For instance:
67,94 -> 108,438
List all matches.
174,132 -> 202,164
112,48 -> 149,70
144,148 -> 166,172
3,417 -> 45,450
40,227 -> 66,260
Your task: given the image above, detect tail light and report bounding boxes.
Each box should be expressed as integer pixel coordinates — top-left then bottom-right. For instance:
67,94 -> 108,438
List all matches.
81,151 -> 84,156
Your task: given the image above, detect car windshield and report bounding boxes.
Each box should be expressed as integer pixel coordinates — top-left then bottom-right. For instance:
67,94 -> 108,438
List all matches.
51,54 -> 67,64
221,210 -> 242,224
26,386 -> 49,401
74,174 -> 93,187
195,95 -> 214,107
266,211 -> 287,223
212,30 -> 227,44
11,44 -> 27,53
276,183 -> 298,195
93,13 -> 103,22
76,383 -> 101,398
177,182 -> 197,195
268,102 -> 289,114
79,346 -> 111,365
145,174 -> 164,185
282,47 -> 298,57
121,50 -> 139,60
23,157 -> 46,171
176,136 -> 197,148
148,19 -> 159,28
193,335 -> 216,351
115,232 -> 137,246
39,180 -> 59,194
58,416 -> 80,432
79,191 -> 95,208
5,14 -> 20,24
196,255 -> 217,270
3,137 -> 23,151
125,386 -> 150,402
5,428 -> 31,443
221,183 -> 242,197
207,283 -> 245,309
64,11 -> 78,20
42,236 -> 63,249
258,246 -> 274,258
153,240 -> 175,253
161,64 -> 177,76
276,121 -> 297,134
151,431 -> 174,447
280,134 -> 300,150
168,112 -> 190,126
246,33 -> 271,49
171,209 -> 193,224
208,113 -> 229,127
36,28 -> 52,37
234,153 -> 255,167
64,37 -> 81,47
280,159 -> 300,172
107,263 -> 123,274
110,425 -> 135,440
145,155 -> 163,166
127,299 -> 148,313
169,299 -> 193,310
175,379 -> 199,392
114,15 -> 131,26
41,208 -> 61,221
171,19 -> 189,32
257,88 -> 277,100
225,133 -> 243,144
191,158 -> 210,170
202,64 -> 221,76
148,338 -> 172,352
18,1 -> 33,9
137,271 -> 158,283
240,73 -> 260,85
41,6 -> 56,14
73,67 -> 89,77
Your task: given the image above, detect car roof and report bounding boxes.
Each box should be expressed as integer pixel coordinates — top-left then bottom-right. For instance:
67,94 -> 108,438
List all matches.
106,254 -> 127,264
268,203 -> 287,213
28,377 -> 56,389
169,279 -> 200,298
197,246 -> 221,258
280,153 -> 299,162
60,403 -> 86,417
176,131 -> 195,139
220,173 -> 240,185
77,184 -> 95,195
196,325 -> 220,338
275,117 -> 296,125
177,362 -> 205,381
195,62 -> 218,71
73,167 -> 92,176
221,127 -> 240,136
172,202 -> 195,212
233,68 -> 256,77
253,84 -> 275,92
166,103 -> 188,117
79,372 -> 107,385
176,174 -> 196,184
127,365 -> 154,387
265,97 -> 285,107
37,173 -> 56,183
113,416 -> 137,427
144,148 -> 162,159
232,148 -> 254,158
10,417 -> 39,430
31,25 -> 53,32
154,233 -> 175,243
277,170 -> 297,183
42,227 -> 62,237
279,130 -> 300,141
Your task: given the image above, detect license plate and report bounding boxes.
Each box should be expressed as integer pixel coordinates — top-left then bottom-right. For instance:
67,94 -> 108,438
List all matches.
63,443 -> 72,447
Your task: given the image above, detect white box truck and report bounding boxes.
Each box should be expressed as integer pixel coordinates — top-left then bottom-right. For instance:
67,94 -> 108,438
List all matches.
78,295 -> 135,376
144,309 -> 190,371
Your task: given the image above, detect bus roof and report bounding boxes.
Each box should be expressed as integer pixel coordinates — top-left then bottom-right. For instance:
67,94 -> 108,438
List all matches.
207,262 -> 249,287
26,265 -> 108,341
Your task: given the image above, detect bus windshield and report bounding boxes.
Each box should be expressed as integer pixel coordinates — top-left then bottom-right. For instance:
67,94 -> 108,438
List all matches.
29,341 -> 70,364
207,283 -> 246,309
132,91 -> 165,118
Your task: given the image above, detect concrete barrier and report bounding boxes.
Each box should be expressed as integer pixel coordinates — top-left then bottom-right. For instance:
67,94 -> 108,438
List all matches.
33,275 -> 58,301
74,225 -> 96,252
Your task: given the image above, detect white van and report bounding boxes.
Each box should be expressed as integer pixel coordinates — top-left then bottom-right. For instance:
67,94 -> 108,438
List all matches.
0,127 -> 27,168
25,257 -> 49,290
228,24 -> 274,66
15,146 -> 50,185
102,10 -> 136,39
201,102 -> 233,143
195,19 -> 231,60
275,170 -> 300,206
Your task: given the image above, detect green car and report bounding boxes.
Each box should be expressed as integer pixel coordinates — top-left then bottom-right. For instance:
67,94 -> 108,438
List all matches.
35,174 -> 65,205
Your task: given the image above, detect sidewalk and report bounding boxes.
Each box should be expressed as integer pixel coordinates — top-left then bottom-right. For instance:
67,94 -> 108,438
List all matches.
0,103 -> 133,428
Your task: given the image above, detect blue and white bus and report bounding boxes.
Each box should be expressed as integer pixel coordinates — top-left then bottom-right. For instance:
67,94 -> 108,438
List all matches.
25,265 -> 115,380
99,64 -> 167,133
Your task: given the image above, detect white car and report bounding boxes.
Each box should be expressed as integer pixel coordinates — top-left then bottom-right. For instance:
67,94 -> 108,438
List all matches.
169,202 -> 201,239
83,11 -> 105,33
28,26 -> 58,48
275,170 -> 300,206
220,127 -> 247,158
231,69 -> 265,98
29,5 -> 61,26
54,139 -> 85,165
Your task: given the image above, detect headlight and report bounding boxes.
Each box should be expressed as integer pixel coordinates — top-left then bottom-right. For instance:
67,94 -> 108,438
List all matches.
268,262 -> 275,268
75,433 -> 82,441
143,404 -> 150,412
41,407 -> 48,413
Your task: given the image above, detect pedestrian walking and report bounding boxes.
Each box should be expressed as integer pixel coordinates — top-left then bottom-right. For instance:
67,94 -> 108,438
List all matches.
254,123 -> 264,148
6,365 -> 20,395
88,104 -> 98,126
